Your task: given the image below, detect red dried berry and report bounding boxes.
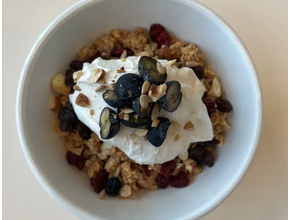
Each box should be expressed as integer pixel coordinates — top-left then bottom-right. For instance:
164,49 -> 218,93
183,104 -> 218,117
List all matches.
169,172 -> 190,188
66,151 -> 85,171
160,160 -> 177,178
88,51 -> 101,63
125,48 -> 134,56
216,99 -> 233,113
149,24 -> 165,41
202,97 -> 216,115
90,170 -> 109,193
155,174 -> 169,189
143,165 -> 152,177
156,31 -> 172,47
110,47 -> 124,57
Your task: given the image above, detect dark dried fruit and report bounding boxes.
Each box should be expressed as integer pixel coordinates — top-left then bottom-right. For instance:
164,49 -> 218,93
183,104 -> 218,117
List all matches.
88,51 -> 101,63
169,172 -> 190,188
125,48 -> 134,56
188,145 -> 206,159
156,31 -> 172,47
69,60 -> 84,71
155,174 -> 169,189
90,170 -> 109,193
190,66 -> 205,79
78,124 -> 92,140
149,24 -> 165,41
160,160 -> 177,178
188,145 -> 215,167
58,105 -> 78,125
65,69 -> 75,89
216,99 -> 233,113
105,177 -> 122,196
66,151 -> 85,171
110,47 -> 124,57
59,120 -> 75,132
202,97 -> 216,115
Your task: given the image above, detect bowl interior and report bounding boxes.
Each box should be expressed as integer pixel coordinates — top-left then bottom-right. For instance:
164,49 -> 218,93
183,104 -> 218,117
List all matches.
17,0 -> 261,219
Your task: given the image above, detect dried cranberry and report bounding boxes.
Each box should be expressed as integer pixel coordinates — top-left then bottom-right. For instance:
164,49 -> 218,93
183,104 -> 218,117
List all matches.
78,124 -> 92,140
155,174 -> 169,189
169,172 -> 190,188
191,66 -> 205,79
156,31 -> 172,47
59,120 -> 75,132
64,69 -> 75,89
149,24 -> 165,41
125,48 -> 134,56
160,160 -> 177,178
110,48 -> 124,57
58,105 -> 77,125
88,51 -> 101,63
202,97 -> 216,115
143,165 -> 152,177
90,170 -> 109,193
216,99 -> 233,113
69,60 -> 84,71
105,177 -> 122,196
66,151 -> 85,171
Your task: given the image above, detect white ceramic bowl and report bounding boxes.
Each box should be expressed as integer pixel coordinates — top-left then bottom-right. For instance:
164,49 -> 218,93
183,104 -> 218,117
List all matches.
16,0 -> 262,219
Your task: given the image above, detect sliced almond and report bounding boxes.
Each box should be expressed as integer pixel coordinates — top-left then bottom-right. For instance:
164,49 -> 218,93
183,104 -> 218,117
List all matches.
120,108 -> 134,114
49,96 -> 62,112
90,68 -> 106,84
90,109 -> 95,116
140,94 -> 149,109
185,60 -> 200,67
107,84 -> 115,91
207,77 -> 222,98
156,62 -> 166,74
148,84 -> 167,102
174,134 -> 180,141
134,129 -> 149,136
73,70 -> 84,83
151,103 -> 160,121
120,50 -> 127,59
178,151 -> 189,161
141,80 -> 150,94
151,119 -> 160,127
184,121 -> 195,131
176,163 -> 183,169
98,189 -> 106,200
171,120 -> 181,131
95,85 -> 107,92
75,93 -> 90,107
120,185 -> 132,198
73,85 -> 81,91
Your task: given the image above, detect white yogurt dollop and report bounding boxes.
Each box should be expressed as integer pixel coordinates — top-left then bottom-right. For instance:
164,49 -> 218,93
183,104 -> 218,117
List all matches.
70,57 -> 213,164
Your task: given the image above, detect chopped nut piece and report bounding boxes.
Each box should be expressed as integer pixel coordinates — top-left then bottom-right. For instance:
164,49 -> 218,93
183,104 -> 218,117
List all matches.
134,129 -> 149,136
151,119 -> 160,127
75,93 -> 90,107
148,84 -> 167,102
207,77 -> 222,98
117,66 -> 126,73
73,70 -> 84,83
185,60 -> 200,67
171,120 -> 181,131
107,84 -> 115,91
74,85 -> 81,91
120,108 -> 134,114
140,94 -> 150,108
90,68 -> 106,84
120,185 -> 132,198
120,50 -> 127,59
156,62 -> 166,74
174,134 -> 180,141
141,80 -> 150,94
95,85 -> 107,92
51,73 -> 71,95
184,121 -> 195,131
178,151 -> 189,161
151,103 -> 160,121
98,189 -> 106,200
49,96 -> 62,112
90,109 -> 95,116
123,114 -> 130,121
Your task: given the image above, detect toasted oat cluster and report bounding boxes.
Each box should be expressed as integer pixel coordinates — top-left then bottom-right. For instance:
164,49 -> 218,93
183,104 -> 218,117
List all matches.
50,24 -> 233,199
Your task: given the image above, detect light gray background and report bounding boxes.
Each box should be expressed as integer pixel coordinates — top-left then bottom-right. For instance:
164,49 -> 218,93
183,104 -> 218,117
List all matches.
3,0 -> 287,219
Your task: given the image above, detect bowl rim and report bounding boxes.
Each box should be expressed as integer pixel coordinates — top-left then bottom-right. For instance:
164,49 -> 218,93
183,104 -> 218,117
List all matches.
16,0 -> 263,219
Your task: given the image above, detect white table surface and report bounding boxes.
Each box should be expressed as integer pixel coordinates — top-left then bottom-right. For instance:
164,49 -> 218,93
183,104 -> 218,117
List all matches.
3,0 -> 287,219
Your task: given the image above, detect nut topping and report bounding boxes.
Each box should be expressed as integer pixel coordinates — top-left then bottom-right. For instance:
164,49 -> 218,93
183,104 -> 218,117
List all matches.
156,62 -> 166,74
120,108 -> 134,114
95,85 -> 107,92
75,93 -> 90,107
148,84 -> 167,102
141,80 -> 150,94
171,120 -> 181,131
117,66 -> 126,73
151,119 -> 160,127
134,129 -> 149,136
184,121 -> 195,131
73,70 -> 84,83
73,85 -> 81,91
151,103 -> 160,121
90,68 -> 106,84
140,94 -> 150,108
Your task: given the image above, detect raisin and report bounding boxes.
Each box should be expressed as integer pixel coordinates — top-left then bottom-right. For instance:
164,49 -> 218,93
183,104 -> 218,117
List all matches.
69,60 -> 84,71
149,24 -> 165,41
88,51 -> 101,63
125,48 -> 134,56
155,174 -> 169,189
188,145 -> 206,159
169,172 -> 190,188
90,170 -> 109,193
78,124 -> 92,140
66,151 -> 85,171
195,152 -> 215,167
216,99 -> 233,113
105,177 -> 122,196
110,48 -> 124,57
64,102 -> 74,111
64,69 -> 75,90
59,120 -> 75,132
156,31 -> 172,47
202,97 -> 216,115
143,165 -> 152,177
160,160 -> 177,178
191,66 -> 205,79
58,106 -> 78,125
